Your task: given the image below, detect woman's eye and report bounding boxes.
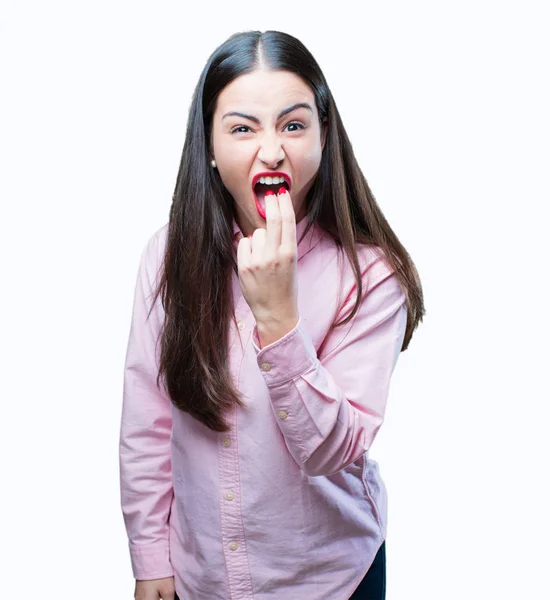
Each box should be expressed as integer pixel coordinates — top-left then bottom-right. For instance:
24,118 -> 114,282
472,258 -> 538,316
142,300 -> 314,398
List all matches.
230,123 -> 305,135
231,126 -> 251,134
285,122 -> 306,132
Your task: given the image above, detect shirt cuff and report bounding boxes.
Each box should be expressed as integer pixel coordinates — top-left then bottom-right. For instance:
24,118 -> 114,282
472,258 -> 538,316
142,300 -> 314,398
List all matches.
252,317 -> 317,386
129,539 -> 174,581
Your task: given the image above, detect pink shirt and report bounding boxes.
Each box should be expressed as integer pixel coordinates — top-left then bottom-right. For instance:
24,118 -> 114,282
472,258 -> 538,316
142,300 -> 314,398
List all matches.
119,216 -> 407,600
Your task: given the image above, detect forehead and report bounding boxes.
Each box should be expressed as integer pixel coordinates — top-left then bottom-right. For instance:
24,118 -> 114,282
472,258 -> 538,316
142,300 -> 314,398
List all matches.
214,69 -> 315,115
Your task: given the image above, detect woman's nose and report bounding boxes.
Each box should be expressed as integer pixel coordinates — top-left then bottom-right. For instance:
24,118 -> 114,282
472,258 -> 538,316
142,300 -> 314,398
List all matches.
257,132 -> 285,169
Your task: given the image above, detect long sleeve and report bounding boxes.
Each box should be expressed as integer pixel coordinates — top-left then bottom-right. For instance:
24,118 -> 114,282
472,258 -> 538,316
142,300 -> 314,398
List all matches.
251,250 -> 407,477
119,232 -> 174,580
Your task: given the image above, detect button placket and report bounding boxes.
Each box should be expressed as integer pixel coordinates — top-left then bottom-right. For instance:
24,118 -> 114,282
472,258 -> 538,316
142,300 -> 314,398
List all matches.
218,292 -> 255,597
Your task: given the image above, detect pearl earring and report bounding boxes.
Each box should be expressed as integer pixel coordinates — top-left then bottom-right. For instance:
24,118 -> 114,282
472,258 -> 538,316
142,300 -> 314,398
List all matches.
211,160 -> 217,168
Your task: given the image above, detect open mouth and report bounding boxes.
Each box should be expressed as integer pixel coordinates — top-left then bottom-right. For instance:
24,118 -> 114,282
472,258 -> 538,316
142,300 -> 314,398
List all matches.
252,175 -> 291,218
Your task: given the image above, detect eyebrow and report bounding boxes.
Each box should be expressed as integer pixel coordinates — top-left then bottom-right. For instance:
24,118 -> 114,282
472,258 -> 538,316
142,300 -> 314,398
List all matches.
222,102 -> 313,124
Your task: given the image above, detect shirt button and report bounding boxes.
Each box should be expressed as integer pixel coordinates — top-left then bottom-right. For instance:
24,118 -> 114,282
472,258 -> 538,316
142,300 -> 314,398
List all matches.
229,541 -> 239,551
222,438 -> 231,448
260,362 -> 271,371
225,491 -> 235,501
237,321 -> 245,330
277,410 -> 288,420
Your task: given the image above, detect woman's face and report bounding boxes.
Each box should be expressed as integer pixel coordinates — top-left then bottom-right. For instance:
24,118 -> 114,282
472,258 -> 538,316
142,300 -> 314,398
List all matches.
210,68 -> 327,237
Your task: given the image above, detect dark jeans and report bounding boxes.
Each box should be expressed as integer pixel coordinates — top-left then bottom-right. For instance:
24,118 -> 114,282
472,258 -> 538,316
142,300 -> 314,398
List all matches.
348,540 -> 386,599
174,541 -> 386,600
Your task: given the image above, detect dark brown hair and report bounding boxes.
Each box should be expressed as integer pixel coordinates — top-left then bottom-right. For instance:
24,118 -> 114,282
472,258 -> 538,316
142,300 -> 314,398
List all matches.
151,30 -> 425,432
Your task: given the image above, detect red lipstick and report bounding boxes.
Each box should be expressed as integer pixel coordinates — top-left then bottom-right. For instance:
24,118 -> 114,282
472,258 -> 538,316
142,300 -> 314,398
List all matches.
252,172 -> 292,219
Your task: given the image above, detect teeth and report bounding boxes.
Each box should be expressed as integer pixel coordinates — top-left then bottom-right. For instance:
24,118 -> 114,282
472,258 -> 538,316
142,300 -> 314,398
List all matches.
257,176 -> 286,186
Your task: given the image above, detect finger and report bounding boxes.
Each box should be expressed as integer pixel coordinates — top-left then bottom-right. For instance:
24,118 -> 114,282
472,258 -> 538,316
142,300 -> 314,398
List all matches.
250,227 -> 267,263
277,187 -> 297,252
265,190 -> 281,255
237,236 -> 252,271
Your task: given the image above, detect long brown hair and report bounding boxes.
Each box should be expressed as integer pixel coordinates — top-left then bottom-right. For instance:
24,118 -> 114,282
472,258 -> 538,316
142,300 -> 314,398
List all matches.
150,30 -> 425,432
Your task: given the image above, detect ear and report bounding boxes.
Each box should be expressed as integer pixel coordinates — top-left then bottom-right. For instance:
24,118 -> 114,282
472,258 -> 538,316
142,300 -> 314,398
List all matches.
320,117 -> 328,151
208,128 -> 214,160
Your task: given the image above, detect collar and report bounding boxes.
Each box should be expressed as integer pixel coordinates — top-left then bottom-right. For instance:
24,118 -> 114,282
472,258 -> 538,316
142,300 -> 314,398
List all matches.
232,215 -> 322,262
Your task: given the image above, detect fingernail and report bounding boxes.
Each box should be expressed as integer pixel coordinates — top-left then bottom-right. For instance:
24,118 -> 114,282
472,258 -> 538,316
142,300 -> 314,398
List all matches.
265,190 -> 275,196
278,187 -> 287,195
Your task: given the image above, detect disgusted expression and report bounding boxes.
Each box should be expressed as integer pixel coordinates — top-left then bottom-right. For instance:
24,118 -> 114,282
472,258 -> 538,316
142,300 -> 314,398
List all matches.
210,68 -> 327,237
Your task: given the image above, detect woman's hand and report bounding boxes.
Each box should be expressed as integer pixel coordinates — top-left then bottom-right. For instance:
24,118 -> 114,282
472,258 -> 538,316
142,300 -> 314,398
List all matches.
134,576 -> 176,600
237,188 -> 299,347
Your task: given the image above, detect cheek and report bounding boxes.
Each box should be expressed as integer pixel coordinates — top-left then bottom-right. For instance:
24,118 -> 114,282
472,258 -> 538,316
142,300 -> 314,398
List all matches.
217,166 -> 240,197
302,149 -> 322,169
216,138 -> 252,170
214,143 -> 251,193
295,141 -> 323,177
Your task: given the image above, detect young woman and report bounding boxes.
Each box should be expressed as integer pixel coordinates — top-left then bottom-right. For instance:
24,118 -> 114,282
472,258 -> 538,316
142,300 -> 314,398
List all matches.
119,30 -> 424,600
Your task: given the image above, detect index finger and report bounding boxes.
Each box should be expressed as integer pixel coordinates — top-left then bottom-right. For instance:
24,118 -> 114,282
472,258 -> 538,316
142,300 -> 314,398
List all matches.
278,189 -> 296,252
265,190 -> 282,256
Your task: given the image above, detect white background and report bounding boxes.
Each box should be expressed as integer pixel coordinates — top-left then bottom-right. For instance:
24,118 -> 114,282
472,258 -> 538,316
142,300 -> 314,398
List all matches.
1,1 -> 548,598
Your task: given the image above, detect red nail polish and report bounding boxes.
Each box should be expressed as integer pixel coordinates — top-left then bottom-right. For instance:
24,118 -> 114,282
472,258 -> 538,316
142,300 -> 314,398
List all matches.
278,187 -> 287,195
265,190 -> 275,196
248,234 -> 253,239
